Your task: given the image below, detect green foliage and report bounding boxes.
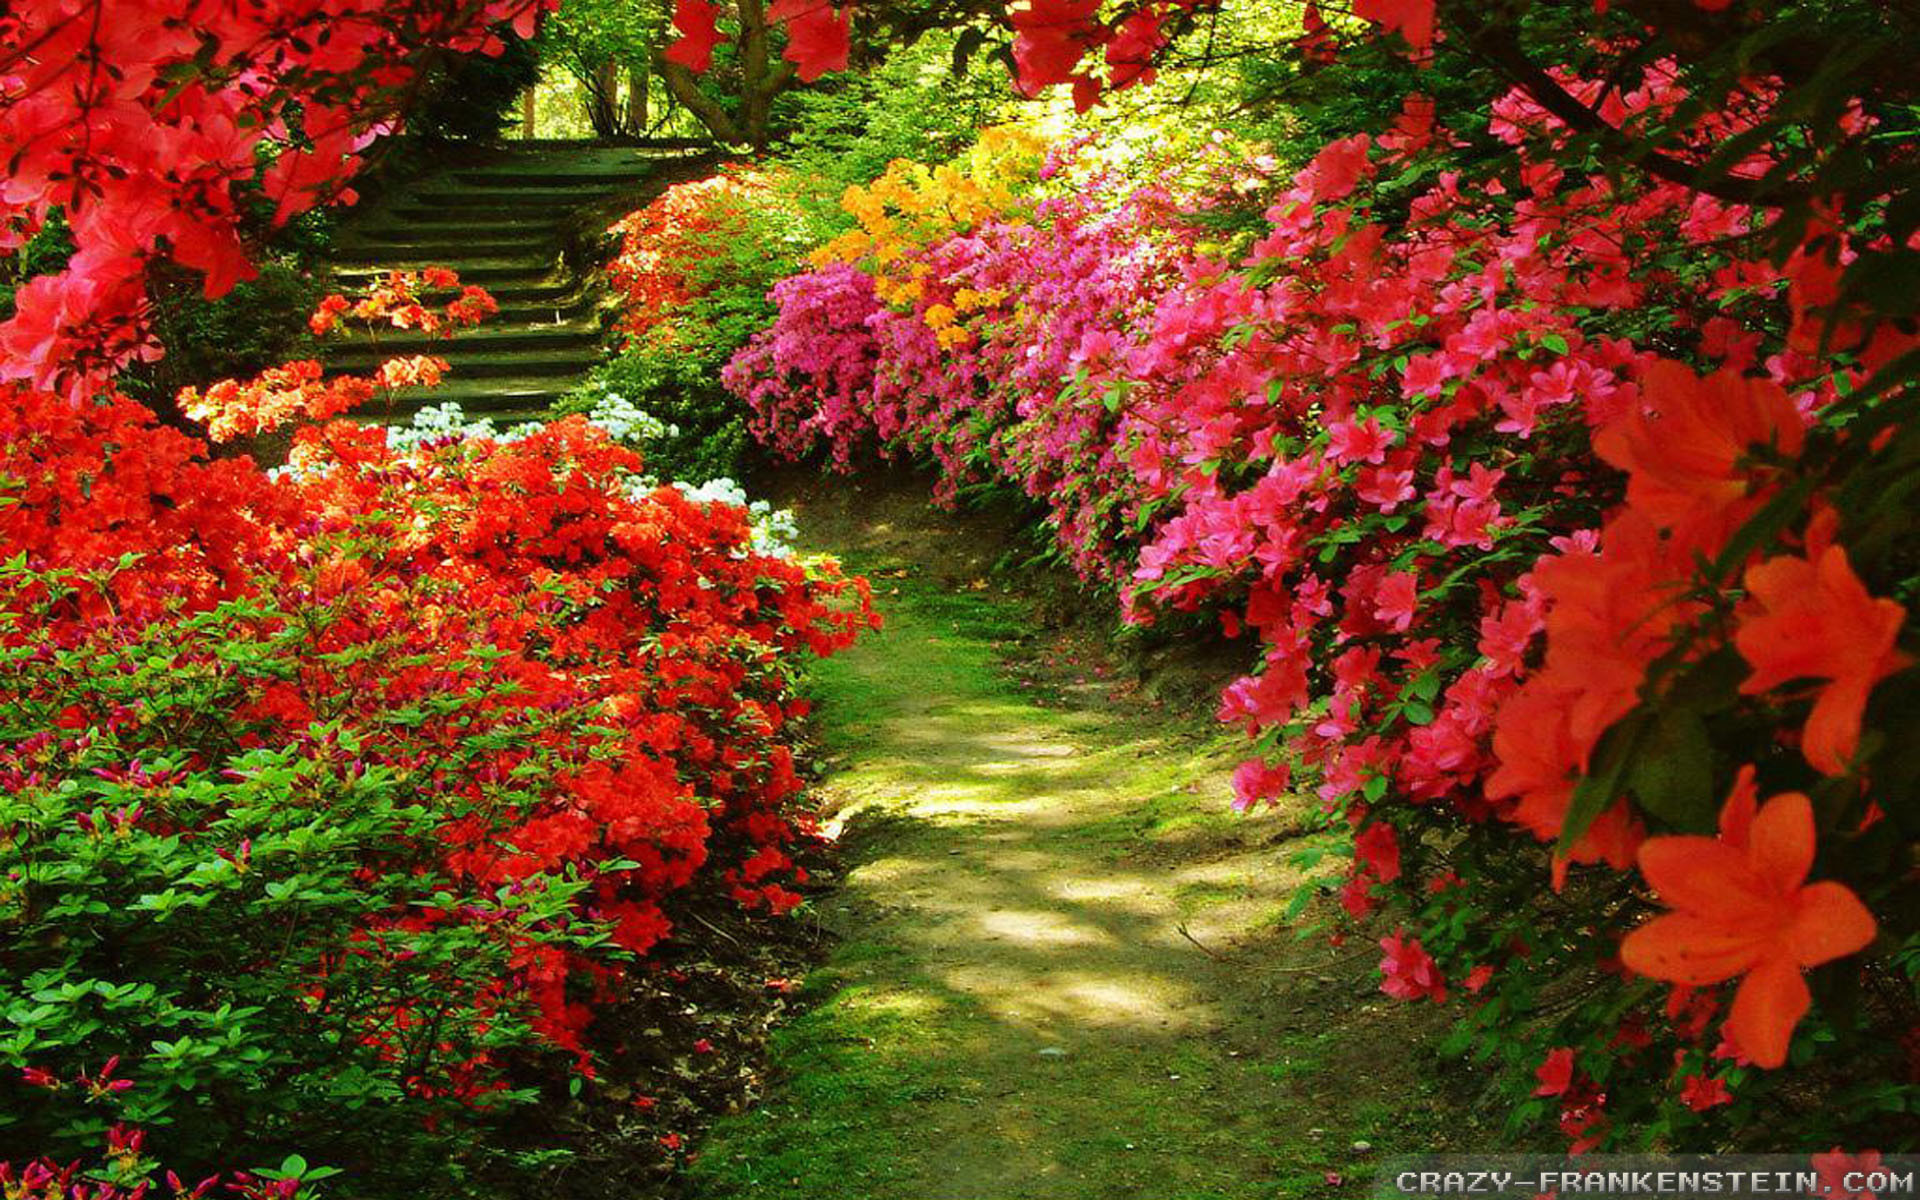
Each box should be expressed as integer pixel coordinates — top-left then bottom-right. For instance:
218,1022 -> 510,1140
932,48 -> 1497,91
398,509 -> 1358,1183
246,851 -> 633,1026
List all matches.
563,347 -> 751,483
413,34 -> 544,142
126,257 -> 327,411
586,166 -> 823,481
0,574 -> 605,1193
539,0 -> 664,81
0,215 -> 74,322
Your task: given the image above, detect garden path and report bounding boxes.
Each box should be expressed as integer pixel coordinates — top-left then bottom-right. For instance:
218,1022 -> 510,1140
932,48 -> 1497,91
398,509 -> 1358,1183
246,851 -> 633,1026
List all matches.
688,473 -> 1469,1200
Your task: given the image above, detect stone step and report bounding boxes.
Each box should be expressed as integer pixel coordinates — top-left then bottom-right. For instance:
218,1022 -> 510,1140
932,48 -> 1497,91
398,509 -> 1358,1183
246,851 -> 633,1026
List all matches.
330,349 -> 600,380
388,205 -> 579,227
488,304 -> 596,328
449,170 -> 659,190
409,188 -> 619,209
332,260 -> 563,286
321,142 -> 710,427
385,377 -> 575,414
330,245 -> 561,269
322,322 -> 601,357
337,231 -> 560,258
378,209 -> 569,232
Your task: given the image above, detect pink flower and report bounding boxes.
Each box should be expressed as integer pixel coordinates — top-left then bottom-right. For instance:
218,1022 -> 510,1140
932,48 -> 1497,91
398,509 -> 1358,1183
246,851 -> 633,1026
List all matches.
1378,929 -> 1447,1002
1326,416 -> 1394,465
1373,572 -> 1419,632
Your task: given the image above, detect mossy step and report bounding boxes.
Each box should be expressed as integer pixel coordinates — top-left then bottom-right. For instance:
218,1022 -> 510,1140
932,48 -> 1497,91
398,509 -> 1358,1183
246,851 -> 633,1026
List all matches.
378,209 -> 567,231
333,251 -> 556,272
448,170 -> 658,190
332,262 -> 566,287
384,377 -> 574,414
387,206 -> 580,227
319,323 -> 600,356
336,233 -> 560,258
489,303 -> 596,327
330,247 -> 560,269
328,351 -> 599,380
464,281 -> 585,305
409,188 -> 620,209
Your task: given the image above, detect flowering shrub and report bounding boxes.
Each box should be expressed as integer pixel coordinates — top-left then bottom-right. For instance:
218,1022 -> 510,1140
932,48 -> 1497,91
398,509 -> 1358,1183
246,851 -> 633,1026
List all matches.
0,0 -> 549,402
579,169 -> 816,483
607,170 -> 788,352
0,272 -> 875,1187
179,269 -> 498,440
804,123 -> 1046,312
727,86 -> 1919,1147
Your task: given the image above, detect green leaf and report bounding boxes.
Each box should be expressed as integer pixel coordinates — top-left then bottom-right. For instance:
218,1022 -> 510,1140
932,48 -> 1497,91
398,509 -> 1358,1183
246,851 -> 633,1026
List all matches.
1625,709 -> 1716,831
1557,712 -> 1650,856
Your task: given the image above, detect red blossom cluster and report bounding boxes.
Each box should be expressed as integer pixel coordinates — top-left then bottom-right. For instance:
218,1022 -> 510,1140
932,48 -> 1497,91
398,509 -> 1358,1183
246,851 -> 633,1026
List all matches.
663,0 -> 849,81
179,271 -> 495,440
0,0 -> 546,400
606,170 -> 778,348
4,369 -> 875,1060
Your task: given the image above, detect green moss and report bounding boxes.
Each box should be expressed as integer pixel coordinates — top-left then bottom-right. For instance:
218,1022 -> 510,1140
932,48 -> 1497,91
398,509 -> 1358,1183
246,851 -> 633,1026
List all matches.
688,501 -> 1459,1199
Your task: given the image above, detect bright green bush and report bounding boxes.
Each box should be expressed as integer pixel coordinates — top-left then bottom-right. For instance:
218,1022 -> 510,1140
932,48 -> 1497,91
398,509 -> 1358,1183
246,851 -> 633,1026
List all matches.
0,573 -> 602,1193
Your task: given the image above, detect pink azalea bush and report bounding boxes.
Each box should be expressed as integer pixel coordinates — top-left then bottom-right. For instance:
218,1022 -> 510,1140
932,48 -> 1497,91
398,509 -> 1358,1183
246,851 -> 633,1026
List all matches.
727,84 -> 1920,1147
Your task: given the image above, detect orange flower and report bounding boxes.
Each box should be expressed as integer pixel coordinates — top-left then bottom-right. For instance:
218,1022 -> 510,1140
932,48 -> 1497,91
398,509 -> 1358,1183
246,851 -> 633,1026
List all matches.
1735,544 -> 1910,776
1620,769 -> 1877,1068
1594,360 -> 1805,529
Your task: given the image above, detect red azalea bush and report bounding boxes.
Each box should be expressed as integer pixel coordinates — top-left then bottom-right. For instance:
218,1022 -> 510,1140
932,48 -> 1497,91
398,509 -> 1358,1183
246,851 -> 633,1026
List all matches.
4,2 -> 880,1191
606,169 -> 789,352
568,168 -> 813,483
0,277 -> 876,1189
0,0 -> 551,402
727,76 -> 1920,1147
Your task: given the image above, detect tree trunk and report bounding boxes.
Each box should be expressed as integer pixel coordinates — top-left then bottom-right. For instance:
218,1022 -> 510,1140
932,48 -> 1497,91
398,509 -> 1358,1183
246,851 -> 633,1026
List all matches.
650,0 -> 799,148
655,54 -> 743,144
623,65 -> 649,134
521,87 -> 536,138
584,59 -> 622,136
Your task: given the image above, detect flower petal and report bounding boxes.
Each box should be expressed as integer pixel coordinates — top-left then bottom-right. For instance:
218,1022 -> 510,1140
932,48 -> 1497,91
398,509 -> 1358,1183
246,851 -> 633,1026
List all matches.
1747,792 -> 1815,893
1620,913 -> 1764,985
1801,674 -> 1870,777
1717,765 -> 1758,847
1725,954 -> 1810,1069
1786,880 -> 1877,968
1637,837 -> 1768,914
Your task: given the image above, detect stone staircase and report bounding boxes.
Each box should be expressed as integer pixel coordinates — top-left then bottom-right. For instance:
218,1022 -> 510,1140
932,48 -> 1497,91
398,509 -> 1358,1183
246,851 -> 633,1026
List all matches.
326,142 -> 712,427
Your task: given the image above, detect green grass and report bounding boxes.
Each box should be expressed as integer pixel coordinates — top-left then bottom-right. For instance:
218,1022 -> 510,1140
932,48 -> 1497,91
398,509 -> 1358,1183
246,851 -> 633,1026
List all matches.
688,523 -> 1461,1200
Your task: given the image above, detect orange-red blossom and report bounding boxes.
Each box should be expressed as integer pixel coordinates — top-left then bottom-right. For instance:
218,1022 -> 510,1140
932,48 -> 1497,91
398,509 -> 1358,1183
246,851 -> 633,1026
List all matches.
1735,543 -> 1910,777
1620,768 -> 1877,1068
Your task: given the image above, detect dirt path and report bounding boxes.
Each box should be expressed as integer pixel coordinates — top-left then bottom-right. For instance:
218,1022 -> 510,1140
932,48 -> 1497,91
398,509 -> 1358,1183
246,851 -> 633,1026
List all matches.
688,474 -> 1465,1200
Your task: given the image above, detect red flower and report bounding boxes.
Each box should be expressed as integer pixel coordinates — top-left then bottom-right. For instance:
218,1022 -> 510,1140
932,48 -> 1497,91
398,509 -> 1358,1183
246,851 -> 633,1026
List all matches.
1677,1072 -> 1732,1112
1734,545 -> 1910,776
1594,360 -> 1805,529
1353,822 -> 1402,883
663,0 -> 728,71
1378,929 -> 1446,1002
1533,1048 -> 1575,1097
1813,1149 -> 1884,1200
1620,770 -> 1878,1067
